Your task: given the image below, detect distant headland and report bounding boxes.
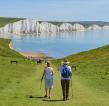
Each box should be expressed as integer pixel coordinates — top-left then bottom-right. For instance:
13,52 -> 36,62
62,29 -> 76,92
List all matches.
0,17 -> 109,35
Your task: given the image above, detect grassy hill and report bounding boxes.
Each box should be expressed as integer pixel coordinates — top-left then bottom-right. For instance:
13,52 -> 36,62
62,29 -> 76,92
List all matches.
54,45 -> 109,92
0,17 -> 23,28
0,38 -> 109,106
0,39 -> 23,58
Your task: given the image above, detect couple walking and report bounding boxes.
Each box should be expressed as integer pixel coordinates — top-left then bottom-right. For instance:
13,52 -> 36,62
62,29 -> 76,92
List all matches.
41,59 -> 72,101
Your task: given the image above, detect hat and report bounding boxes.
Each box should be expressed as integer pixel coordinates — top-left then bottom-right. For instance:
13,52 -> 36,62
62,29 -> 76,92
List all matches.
47,61 -> 51,66
63,59 -> 70,65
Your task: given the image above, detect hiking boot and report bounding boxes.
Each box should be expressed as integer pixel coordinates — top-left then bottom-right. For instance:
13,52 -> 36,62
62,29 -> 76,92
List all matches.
48,96 -> 51,99
63,98 -> 66,101
44,95 -> 47,98
66,97 -> 70,100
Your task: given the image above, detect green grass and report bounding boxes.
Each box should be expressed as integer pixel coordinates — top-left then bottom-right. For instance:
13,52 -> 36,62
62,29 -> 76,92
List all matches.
0,38 -> 109,106
0,17 -> 23,28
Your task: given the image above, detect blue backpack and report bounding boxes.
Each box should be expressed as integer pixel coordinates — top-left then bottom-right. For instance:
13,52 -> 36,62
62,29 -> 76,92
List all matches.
61,65 -> 71,78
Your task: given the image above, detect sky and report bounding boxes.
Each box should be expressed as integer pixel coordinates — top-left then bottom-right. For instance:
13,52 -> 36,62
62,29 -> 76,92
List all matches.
0,0 -> 109,21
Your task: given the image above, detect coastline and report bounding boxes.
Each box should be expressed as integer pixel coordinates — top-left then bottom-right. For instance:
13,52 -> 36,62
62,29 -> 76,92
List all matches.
9,41 -> 14,50
9,41 -> 51,59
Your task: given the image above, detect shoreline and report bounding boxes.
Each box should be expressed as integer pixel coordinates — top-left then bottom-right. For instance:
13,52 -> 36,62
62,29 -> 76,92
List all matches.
9,41 -> 52,59
9,41 -> 14,50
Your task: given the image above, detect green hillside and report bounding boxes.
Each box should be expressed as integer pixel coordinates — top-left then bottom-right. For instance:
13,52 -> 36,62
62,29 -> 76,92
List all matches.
0,17 -> 23,27
0,38 -> 23,58
0,38 -> 109,106
54,45 -> 109,92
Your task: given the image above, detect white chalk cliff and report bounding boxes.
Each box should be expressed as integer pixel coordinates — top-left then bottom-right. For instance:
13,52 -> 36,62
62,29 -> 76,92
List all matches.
0,19 -> 109,34
87,24 -> 102,30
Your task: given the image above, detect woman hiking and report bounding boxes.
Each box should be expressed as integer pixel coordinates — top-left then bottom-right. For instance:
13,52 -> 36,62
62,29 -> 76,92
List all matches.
41,61 -> 54,98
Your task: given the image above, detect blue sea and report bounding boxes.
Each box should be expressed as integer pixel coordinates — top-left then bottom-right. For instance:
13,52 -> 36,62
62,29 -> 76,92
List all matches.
9,30 -> 109,58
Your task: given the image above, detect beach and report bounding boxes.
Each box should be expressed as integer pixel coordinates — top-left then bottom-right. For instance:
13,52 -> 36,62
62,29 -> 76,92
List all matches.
19,52 -> 48,59
9,41 -> 49,59
9,41 -> 14,50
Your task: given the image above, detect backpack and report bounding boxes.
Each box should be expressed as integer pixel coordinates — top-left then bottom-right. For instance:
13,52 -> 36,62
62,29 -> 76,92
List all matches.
61,65 -> 71,78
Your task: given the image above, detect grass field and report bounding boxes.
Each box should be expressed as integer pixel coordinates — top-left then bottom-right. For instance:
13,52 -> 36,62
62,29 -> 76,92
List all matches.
0,38 -> 109,106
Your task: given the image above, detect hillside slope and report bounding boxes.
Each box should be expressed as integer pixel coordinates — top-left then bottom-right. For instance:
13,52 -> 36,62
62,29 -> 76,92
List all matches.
0,17 -> 23,28
55,45 -> 109,92
0,38 -> 23,58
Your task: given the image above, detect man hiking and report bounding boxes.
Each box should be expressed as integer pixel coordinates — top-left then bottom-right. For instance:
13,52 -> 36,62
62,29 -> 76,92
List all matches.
59,59 -> 72,101
41,61 -> 54,98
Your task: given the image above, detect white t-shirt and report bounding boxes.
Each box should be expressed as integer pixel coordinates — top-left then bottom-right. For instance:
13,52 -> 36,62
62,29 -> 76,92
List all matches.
59,65 -> 72,80
44,67 -> 53,79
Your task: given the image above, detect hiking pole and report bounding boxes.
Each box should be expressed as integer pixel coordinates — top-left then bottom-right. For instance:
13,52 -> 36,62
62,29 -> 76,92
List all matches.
70,76 -> 73,99
40,79 -> 43,90
70,65 -> 77,99
40,70 -> 45,90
